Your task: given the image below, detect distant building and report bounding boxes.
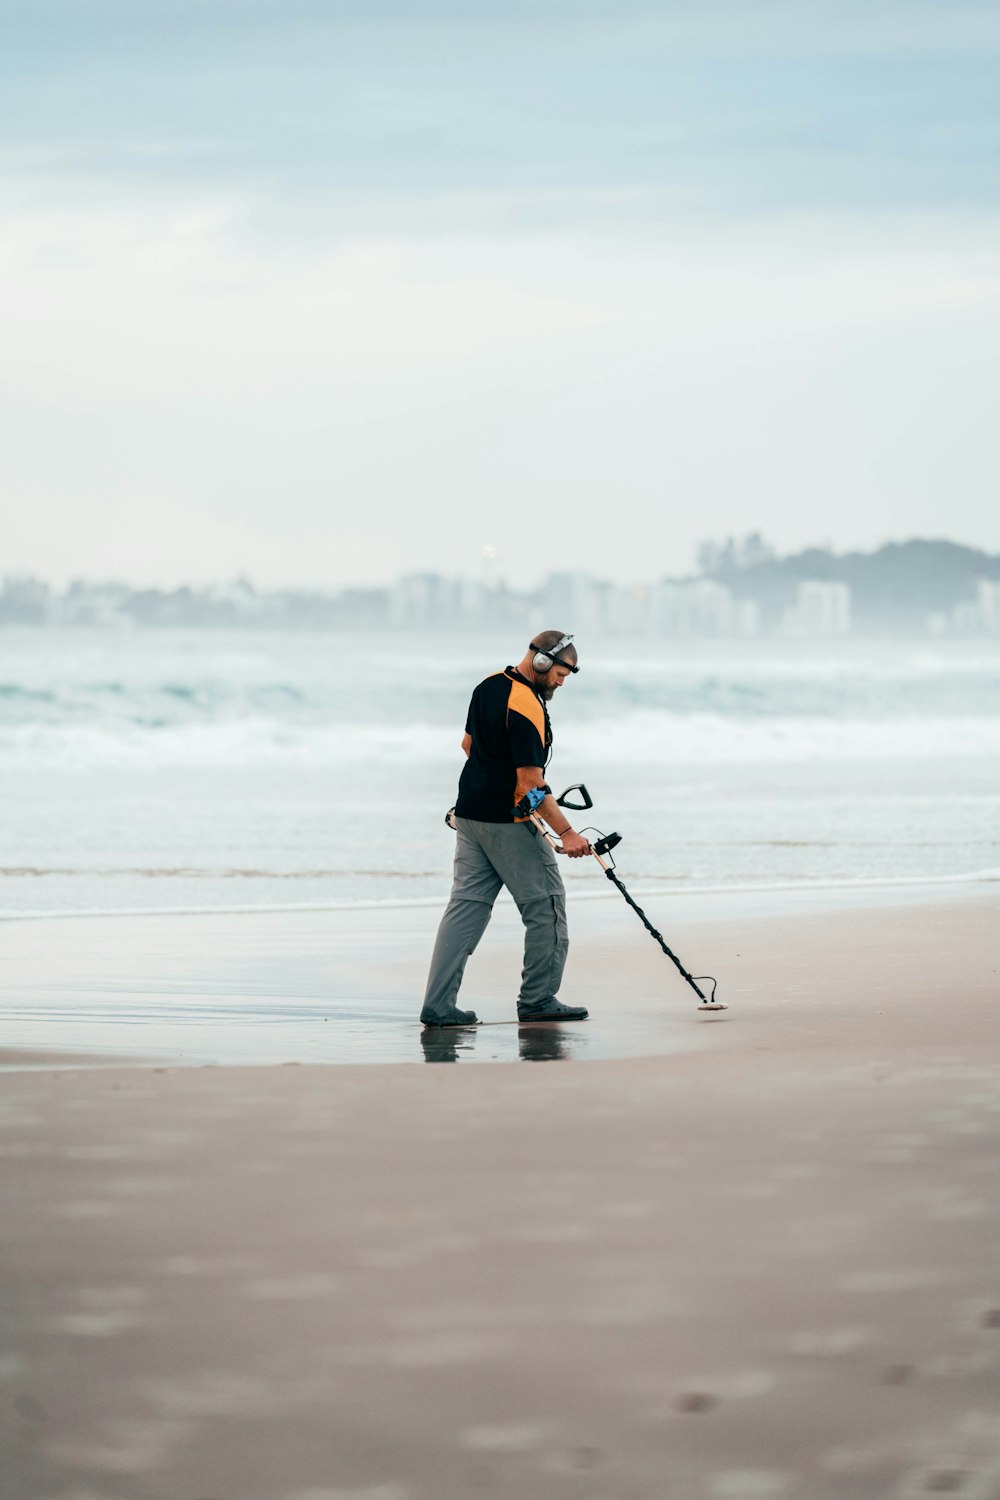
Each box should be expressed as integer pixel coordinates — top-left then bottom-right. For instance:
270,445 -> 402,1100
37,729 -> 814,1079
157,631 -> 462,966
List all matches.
604,582 -> 652,635
389,573 -> 434,628
51,579 -> 132,628
975,578 -> 1000,633
781,580 -> 851,638
537,574 -> 606,635
938,577 -> 1000,635
0,574 -> 51,624
733,599 -> 761,637
206,577 -> 266,621
389,573 -> 466,629
650,579 -> 757,638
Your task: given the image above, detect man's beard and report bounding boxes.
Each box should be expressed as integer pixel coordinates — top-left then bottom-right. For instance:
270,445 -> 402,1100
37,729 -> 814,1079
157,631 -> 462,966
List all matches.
536,679 -> 556,702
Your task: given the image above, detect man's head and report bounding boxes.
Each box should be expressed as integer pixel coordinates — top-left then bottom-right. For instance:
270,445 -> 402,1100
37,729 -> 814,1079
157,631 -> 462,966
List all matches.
519,630 -> 579,701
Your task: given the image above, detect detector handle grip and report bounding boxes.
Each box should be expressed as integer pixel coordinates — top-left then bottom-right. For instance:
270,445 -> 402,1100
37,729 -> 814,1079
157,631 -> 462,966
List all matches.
556,783 -> 593,812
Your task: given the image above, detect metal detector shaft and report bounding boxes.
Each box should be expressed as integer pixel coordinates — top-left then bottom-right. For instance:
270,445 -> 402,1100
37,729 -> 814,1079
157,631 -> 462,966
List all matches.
527,812 -> 562,850
529,815 -> 706,1000
529,813 -> 720,1008
528,793 -> 723,1008
599,866 -> 709,1003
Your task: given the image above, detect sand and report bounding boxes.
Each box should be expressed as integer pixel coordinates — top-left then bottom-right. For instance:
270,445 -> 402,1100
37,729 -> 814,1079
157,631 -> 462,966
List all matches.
2,884 -> 999,1499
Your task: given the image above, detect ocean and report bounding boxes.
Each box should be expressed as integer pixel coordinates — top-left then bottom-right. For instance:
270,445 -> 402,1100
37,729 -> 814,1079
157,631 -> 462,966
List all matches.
2,627 -> 999,923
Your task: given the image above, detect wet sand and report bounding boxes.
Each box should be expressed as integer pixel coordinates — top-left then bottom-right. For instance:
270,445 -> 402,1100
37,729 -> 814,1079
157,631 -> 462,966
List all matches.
0,879 -> 992,1067
2,885 -> 1000,1498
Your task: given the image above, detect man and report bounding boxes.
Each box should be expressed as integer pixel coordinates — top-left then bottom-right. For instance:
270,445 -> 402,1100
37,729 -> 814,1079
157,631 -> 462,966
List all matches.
420,630 -> 592,1028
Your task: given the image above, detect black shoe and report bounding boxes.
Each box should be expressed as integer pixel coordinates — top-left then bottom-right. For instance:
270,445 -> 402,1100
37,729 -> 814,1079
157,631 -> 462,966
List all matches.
517,998 -> 589,1023
420,1006 -> 479,1028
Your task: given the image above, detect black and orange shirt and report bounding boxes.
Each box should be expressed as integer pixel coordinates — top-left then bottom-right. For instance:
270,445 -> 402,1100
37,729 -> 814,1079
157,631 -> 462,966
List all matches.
455,667 -> 552,823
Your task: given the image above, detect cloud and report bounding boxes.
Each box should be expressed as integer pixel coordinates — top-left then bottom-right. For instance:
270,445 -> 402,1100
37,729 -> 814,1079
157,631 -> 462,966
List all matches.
2,2 -> 999,583
3,183 -> 999,584
2,1 -> 998,219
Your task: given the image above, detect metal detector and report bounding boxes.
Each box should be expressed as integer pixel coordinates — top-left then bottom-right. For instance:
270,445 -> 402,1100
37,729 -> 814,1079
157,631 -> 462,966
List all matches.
531,784 -> 727,1013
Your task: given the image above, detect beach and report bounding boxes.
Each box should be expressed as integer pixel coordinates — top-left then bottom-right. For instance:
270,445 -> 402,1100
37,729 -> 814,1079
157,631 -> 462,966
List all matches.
3,881 -> 999,1499
6,0 -> 1000,1487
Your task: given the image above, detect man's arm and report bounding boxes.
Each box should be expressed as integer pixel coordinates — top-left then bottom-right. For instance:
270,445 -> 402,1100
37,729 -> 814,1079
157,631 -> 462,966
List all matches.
461,733 -> 472,758
514,766 -> 590,857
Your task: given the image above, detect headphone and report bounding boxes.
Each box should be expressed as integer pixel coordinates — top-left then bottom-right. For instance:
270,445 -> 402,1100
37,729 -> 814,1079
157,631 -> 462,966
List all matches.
530,633 -> 579,674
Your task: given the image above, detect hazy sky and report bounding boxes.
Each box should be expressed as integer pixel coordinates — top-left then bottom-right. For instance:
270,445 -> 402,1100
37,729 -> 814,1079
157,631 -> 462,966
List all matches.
3,0 -> 999,587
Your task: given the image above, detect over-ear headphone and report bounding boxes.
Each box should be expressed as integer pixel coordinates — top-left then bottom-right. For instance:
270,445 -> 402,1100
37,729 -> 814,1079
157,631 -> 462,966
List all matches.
530,633 -> 579,674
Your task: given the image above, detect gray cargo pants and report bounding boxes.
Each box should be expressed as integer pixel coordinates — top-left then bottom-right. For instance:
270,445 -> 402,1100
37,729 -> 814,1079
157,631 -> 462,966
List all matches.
421,817 -> 569,1022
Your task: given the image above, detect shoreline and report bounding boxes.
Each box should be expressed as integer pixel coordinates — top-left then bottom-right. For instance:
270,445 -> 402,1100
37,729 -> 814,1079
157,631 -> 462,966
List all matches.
0,878 -> 995,1072
2,864 -> 998,925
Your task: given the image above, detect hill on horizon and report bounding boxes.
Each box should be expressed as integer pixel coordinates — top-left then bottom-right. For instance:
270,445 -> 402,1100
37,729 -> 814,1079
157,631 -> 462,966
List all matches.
702,537 -> 1000,629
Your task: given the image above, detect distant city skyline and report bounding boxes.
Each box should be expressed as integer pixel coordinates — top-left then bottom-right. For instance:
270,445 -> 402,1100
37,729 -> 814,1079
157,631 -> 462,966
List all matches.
5,537 -> 999,638
4,2 -> 999,587
5,530 -> 998,594
8,520 -> 1000,595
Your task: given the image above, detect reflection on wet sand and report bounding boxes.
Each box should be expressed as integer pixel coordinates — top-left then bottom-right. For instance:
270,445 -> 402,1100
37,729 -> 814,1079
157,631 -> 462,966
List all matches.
518,1026 -> 571,1063
419,1025 -> 574,1063
419,1029 -> 473,1064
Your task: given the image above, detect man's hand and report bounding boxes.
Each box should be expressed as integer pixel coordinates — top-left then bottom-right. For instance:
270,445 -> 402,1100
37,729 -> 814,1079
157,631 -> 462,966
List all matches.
515,768 -> 591,857
559,829 -> 591,859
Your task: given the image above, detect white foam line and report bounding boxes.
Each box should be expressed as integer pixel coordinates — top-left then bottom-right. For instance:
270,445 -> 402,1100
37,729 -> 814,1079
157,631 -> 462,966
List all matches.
0,895 -> 450,923
1,867 -> 998,924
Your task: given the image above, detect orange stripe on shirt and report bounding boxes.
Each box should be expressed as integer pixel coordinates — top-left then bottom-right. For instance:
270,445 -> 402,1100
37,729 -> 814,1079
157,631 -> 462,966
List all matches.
506,678 -> 545,744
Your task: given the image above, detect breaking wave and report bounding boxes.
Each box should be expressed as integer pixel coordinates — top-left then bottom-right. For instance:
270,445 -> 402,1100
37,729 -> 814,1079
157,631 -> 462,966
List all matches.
1,710 -> 998,769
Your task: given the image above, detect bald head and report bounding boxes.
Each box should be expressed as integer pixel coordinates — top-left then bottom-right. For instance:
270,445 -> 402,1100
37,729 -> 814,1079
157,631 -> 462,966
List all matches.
517,631 -> 579,701
529,629 -> 578,669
